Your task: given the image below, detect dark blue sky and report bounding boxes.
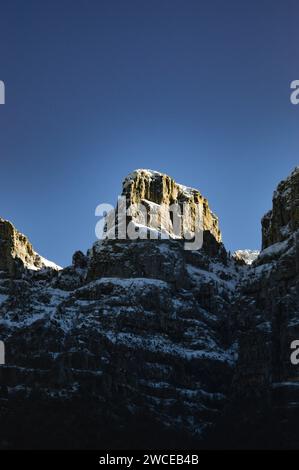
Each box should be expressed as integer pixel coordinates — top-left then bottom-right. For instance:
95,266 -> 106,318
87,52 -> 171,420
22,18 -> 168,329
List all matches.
0,0 -> 298,266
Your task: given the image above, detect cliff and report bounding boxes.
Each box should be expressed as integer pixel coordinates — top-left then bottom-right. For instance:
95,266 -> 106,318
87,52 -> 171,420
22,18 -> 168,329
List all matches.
121,169 -> 221,243
0,218 -> 61,275
1,168 -> 299,449
262,167 -> 299,249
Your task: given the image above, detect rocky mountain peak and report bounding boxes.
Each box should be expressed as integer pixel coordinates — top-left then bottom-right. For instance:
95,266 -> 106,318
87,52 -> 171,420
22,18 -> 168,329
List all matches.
262,167 -> 299,249
233,249 -> 260,265
2,167 -> 299,449
0,217 -> 61,275
121,169 -> 221,243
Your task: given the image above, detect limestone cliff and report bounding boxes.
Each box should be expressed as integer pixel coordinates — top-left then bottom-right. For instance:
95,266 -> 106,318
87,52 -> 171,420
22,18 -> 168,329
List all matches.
1,168 -> 299,449
227,167 -> 299,448
0,218 -> 61,275
262,167 -> 299,249
121,169 -> 221,243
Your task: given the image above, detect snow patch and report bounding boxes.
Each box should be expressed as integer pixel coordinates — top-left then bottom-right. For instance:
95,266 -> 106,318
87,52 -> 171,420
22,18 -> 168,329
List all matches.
259,239 -> 289,260
233,249 -> 259,265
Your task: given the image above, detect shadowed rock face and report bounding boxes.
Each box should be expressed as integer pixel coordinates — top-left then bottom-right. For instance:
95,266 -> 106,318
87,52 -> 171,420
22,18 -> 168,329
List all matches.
224,169 -> 299,449
1,168 -> 299,449
0,239 -> 237,449
262,167 -> 299,249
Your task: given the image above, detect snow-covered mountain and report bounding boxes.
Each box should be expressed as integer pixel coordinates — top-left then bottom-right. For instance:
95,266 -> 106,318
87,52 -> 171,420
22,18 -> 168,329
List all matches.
233,249 -> 260,265
0,168 -> 299,449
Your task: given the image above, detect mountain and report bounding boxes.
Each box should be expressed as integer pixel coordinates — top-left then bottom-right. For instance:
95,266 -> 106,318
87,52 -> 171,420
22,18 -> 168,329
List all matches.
0,218 -> 62,275
121,169 -> 221,242
233,250 -> 260,265
227,167 -> 299,448
0,168 -> 298,449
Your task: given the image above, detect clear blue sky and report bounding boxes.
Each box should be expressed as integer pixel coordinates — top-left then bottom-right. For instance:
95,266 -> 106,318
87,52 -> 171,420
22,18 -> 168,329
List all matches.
0,0 -> 298,266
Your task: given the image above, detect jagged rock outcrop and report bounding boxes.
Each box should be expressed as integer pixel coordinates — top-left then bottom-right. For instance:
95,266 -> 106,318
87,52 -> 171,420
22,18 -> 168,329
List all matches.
226,168 -> 299,448
233,250 -> 259,266
1,167 -> 299,449
0,218 -> 61,276
0,171 -> 238,449
262,167 -> 299,249
0,240 -> 237,448
121,169 -> 221,243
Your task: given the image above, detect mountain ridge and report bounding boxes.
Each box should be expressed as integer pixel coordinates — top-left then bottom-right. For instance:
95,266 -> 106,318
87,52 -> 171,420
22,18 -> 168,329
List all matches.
0,167 -> 298,449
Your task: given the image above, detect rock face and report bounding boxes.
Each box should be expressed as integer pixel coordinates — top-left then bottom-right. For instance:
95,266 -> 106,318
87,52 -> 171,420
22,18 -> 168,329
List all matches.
121,170 -> 221,243
226,169 -> 299,448
232,249 -> 259,266
0,218 -> 61,275
1,168 -> 299,449
262,167 -> 299,249
0,245 -> 236,448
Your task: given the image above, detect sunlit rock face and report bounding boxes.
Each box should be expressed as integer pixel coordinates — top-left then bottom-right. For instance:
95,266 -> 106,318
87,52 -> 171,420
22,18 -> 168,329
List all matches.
233,250 -> 259,266
0,218 -> 61,275
91,169 -> 226,283
121,169 -> 221,243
